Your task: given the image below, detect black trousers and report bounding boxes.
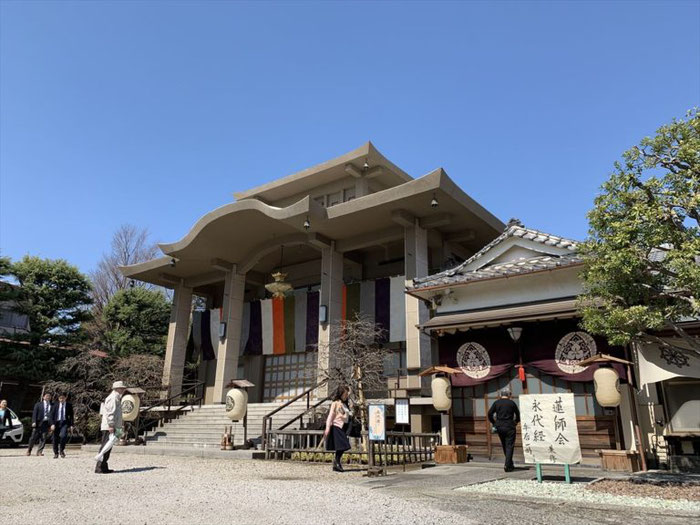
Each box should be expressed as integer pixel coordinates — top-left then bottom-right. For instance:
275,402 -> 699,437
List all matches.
52,422 -> 69,454
98,431 -> 112,469
496,425 -> 516,470
28,421 -> 49,453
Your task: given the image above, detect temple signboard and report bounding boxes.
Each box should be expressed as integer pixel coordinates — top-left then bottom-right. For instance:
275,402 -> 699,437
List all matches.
520,393 -> 581,465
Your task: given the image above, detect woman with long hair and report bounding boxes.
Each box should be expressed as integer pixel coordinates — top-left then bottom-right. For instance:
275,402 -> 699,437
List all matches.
324,385 -> 351,472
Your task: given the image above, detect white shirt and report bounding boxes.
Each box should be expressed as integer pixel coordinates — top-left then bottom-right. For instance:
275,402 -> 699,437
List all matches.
58,403 -> 65,421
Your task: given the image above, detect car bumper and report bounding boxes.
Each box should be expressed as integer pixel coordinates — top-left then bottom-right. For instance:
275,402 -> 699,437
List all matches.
1,427 -> 23,443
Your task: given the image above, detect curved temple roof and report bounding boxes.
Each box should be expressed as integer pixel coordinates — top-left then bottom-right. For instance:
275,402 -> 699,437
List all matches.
121,144 -> 505,288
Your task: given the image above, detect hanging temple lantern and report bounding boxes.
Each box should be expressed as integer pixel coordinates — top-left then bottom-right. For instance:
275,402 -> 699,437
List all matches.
264,245 -> 293,298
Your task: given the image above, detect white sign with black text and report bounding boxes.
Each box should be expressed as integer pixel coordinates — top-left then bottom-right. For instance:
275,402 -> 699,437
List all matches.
395,398 -> 409,425
519,393 -> 581,465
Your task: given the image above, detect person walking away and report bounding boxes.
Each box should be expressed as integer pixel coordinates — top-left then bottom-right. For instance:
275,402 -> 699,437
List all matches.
49,393 -> 74,459
488,388 -> 520,472
95,381 -> 126,474
27,393 -> 53,456
324,385 -> 351,472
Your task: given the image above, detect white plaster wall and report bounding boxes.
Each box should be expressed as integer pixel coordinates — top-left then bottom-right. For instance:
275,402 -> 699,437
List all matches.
435,266 -> 583,314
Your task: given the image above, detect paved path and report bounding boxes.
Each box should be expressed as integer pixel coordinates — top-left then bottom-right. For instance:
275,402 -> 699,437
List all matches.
1,449 -> 696,524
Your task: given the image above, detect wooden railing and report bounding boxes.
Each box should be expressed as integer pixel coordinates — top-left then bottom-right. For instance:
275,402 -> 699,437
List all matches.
265,429 -> 439,468
261,378 -> 329,449
134,381 -> 205,442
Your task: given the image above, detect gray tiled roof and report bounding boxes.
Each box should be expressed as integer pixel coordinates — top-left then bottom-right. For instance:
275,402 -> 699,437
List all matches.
411,219 -> 581,290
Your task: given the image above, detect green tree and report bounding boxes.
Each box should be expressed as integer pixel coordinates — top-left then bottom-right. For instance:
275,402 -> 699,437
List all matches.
102,287 -> 171,357
580,108 -> 700,358
10,256 -> 93,346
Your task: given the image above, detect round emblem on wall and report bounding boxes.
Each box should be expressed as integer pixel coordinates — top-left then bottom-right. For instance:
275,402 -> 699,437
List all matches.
555,331 -> 597,374
456,342 -> 491,379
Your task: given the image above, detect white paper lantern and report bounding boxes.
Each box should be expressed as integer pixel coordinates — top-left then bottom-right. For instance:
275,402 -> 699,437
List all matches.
431,376 -> 452,412
593,367 -> 621,407
121,394 -> 140,422
225,388 -> 248,421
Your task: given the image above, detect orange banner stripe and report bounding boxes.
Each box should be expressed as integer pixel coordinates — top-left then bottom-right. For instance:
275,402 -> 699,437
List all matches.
272,297 -> 285,355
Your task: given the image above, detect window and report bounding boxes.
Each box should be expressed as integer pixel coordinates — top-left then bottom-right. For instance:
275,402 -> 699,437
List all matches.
263,352 -> 318,402
327,191 -> 342,207
343,187 -> 356,202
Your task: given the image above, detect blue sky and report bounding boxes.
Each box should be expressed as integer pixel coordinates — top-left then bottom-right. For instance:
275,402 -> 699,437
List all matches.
1,1 -> 698,274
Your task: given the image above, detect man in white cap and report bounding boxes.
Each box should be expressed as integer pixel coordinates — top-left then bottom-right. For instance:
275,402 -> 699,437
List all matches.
95,381 -> 127,474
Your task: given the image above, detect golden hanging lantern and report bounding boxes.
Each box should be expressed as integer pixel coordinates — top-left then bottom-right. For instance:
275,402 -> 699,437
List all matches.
265,271 -> 293,298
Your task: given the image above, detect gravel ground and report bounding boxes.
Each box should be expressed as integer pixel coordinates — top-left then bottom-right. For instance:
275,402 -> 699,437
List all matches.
0,449 -> 472,525
587,480 -> 700,501
457,479 -> 700,513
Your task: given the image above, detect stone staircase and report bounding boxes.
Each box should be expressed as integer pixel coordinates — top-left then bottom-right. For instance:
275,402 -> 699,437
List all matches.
146,401 -> 325,449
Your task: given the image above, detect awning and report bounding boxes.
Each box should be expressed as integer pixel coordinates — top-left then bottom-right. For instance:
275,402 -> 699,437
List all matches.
422,299 -> 580,333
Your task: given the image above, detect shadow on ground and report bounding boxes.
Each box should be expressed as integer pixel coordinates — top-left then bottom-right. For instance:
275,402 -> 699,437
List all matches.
112,466 -> 166,474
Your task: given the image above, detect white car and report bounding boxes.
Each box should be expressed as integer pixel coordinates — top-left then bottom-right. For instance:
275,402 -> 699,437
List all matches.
1,409 -> 23,447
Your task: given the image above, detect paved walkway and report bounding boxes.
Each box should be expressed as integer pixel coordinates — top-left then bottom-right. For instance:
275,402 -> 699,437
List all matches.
2,447 -> 697,524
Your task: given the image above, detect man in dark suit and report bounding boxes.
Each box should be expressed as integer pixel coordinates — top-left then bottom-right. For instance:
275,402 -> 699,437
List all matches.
488,388 -> 521,472
49,393 -> 74,458
27,392 -> 53,456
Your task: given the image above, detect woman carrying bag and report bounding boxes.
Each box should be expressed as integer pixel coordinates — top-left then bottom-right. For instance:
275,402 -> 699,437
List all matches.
324,385 -> 352,472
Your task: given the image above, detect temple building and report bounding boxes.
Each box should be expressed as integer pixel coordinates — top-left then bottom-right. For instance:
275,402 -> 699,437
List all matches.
122,142 -> 503,432
407,220 -> 700,470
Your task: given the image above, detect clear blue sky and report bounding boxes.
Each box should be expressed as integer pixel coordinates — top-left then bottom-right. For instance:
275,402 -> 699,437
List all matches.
1,1 -> 698,274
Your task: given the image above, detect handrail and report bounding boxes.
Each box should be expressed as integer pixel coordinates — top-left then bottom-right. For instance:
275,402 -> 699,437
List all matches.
262,378 -> 328,448
135,380 -> 205,442
277,395 -> 330,431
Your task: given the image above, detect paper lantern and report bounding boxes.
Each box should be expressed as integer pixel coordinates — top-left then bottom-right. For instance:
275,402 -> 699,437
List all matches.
226,388 -> 248,421
593,367 -> 621,407
121,394 -> 140,422
431,376 -> 452,412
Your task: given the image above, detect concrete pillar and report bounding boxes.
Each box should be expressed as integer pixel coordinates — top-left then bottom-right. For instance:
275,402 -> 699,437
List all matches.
317,243 -> 343,397
404,219 -> 431,371
163,284 -> 193,398
213,268 -> 246,403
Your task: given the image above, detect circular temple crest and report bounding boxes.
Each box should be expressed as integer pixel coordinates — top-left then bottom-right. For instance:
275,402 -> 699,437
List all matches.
456,342 -> 491,379
555,331 -> 597,374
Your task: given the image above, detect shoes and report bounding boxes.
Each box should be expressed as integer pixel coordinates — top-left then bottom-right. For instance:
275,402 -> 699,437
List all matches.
60,452 -> 66,458
26,450 -> 31,456
332,459 -> 345,473
504,466 -> 514,472
95,461 -> 103,474
37,451 -> 43,456
54,454 -> 59,459
103,468 -> 114,474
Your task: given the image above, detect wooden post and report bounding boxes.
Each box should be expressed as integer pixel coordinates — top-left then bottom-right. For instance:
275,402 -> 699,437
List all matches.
624,345 -> 648,471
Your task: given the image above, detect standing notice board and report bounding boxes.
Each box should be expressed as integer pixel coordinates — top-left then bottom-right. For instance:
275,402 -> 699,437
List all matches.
519,393 -> 582,465
368,404 -> 386,441
395,398 -> 409,425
